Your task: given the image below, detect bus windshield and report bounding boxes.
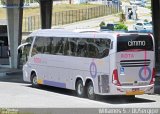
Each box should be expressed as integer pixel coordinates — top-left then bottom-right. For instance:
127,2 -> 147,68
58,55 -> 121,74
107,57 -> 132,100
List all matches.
117,34 -> 153,52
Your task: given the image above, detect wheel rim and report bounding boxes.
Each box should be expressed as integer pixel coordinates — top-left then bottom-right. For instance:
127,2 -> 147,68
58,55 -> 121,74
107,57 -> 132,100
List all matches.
33,76 -> 37,85
88,85 -> 94,97
77,83 -> 83,95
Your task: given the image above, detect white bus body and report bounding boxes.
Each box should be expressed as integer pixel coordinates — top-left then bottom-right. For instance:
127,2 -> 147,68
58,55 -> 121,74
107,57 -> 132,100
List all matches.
20,29 -> 155,99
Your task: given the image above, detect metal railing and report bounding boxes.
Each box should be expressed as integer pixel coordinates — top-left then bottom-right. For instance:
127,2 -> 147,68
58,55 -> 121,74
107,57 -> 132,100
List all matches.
23,4 -> 121,32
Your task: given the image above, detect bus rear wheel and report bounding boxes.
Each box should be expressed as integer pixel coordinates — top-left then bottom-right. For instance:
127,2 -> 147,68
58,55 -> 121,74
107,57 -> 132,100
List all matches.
86,81 -> 96,100
31,73 -> 39,88
76,80 -> 85,98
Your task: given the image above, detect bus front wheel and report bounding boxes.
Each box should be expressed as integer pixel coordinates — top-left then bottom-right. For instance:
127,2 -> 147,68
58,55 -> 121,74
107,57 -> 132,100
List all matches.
76,80 -> 85,98
86,81 -> 96,100
31,73 -> 39,88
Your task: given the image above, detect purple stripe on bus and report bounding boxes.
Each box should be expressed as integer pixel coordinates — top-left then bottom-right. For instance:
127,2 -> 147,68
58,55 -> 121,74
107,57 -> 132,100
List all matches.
43,80 -> 66,88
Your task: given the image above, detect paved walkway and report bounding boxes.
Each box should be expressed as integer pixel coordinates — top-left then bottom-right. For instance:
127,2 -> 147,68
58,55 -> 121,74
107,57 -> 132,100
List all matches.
53,14 -> 121,30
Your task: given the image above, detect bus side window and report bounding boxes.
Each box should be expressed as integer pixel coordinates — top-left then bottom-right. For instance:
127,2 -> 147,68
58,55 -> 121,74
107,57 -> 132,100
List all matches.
96,39 -> 111,58
31,37 -> 44,56
64,39 -> 69,56
43,37 -> 51,54
21,44 -> 31,64
69,40 -> 77,56
64,38 -> 77,56
110,41 -> 113,49
51,37 -> 56,55
77,41 -> 87,57
87,43 -> 98,58
100,48 -> 109,58
54,38 -> 65,55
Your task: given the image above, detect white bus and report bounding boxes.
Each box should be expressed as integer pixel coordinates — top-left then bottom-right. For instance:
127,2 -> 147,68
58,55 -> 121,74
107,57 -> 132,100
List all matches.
18,29 -> 155,100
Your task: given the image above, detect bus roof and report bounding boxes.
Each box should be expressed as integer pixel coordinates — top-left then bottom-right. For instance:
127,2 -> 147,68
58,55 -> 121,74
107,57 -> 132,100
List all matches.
28,29 -> 150,39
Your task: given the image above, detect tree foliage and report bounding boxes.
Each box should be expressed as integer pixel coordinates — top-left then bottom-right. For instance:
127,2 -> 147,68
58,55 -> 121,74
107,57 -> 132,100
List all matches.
99,21 -> 105,27
114,23 -> 128,31
1,0 -> 6,5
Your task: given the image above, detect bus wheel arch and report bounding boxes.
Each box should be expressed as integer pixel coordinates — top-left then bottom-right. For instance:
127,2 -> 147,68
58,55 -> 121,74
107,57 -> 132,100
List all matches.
75,77 -> 85,98
85,79 -> 96,100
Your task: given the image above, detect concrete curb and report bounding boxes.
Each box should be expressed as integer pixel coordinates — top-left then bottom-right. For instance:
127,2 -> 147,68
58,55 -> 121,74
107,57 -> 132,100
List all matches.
0,68 -> 22,77
6,70 -> 22,75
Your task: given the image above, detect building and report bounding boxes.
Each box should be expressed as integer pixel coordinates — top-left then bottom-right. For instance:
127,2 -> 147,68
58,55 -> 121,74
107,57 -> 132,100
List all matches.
0,20 -> 9,66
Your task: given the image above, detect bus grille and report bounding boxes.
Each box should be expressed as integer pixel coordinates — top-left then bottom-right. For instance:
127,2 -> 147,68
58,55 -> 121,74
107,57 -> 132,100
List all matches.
120,59 -> 151,67
98,75 -> 109,93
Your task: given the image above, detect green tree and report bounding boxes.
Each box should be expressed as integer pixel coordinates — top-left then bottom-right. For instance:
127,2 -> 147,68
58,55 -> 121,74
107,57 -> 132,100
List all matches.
1,0 -> 6,5
99,21 -> 105,27
144,19 -> 148,22
114,23 -> 128,31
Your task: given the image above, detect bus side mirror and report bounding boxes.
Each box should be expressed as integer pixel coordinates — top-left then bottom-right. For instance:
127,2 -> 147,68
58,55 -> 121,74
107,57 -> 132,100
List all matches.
17,42 -> 31,58
17,42 -> 31,51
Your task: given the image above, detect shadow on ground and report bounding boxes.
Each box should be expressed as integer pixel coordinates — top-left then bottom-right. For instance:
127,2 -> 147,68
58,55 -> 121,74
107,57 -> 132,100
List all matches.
0,72 -> 160,104
26,84 -> 156,104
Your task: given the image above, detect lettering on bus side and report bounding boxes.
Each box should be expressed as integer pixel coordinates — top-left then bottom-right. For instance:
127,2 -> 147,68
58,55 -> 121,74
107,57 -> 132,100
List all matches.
128,40 -> 146,47
34,57 -> 41,64
121,53 -> 134,59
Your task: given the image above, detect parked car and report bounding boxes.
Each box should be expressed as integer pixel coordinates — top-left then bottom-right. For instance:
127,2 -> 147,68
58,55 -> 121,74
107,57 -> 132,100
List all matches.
149,21 -> 152,25
112,0 -> 118,3
104,0 -> 113,6
133,21 -> 152,30
141,1 -> 151,7
127,30 -> 139,33
130,0 -> 143,5
112,0 -> 122,5
138,29 -> 153,34
100,23 -> 119,31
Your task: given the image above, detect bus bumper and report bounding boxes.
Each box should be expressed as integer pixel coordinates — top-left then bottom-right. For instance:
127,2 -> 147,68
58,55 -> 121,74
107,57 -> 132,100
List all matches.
116,84 -> 154,95
96,84 -> 154,95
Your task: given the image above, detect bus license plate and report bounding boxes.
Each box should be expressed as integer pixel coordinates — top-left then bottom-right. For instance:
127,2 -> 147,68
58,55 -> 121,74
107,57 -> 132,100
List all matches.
126,90 -> 144,95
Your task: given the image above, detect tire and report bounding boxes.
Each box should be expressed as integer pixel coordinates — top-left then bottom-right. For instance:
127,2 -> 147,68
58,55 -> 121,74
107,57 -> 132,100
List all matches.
76,80 -> 85,98
86,81 -> 96,100
31,73 -> 39,88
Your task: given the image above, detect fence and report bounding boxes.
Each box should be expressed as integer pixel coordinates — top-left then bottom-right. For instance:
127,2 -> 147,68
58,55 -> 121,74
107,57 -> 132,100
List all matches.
23,4 -> 121,32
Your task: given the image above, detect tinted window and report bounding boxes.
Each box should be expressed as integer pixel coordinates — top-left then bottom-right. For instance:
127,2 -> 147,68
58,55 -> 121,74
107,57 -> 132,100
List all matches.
25,37 -> 34,44
106,24 -> 114,30
31,37 -> 111,58
0,36 -> 8,58
77,39 -> 88,57
31,37 -> 51,56
52,38 -> 65,55
64,38 -> 77,56
117,35 -> 153,52
86,38 -> 111,58
96,39 -> 111,58
21,44 -> 31,64
137,23 -> 142,26
87,43 -> 99,58
0,36 -> 8,46
144,23 -> 151,26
